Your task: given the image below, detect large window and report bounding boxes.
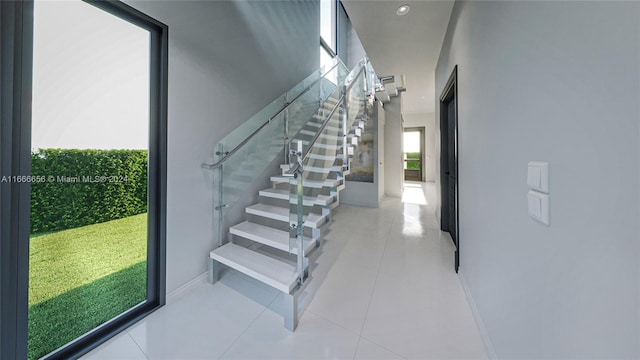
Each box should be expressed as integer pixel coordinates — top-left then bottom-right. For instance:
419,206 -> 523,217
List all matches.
0,1 -> 167,359
320,0 -> 336,52
320,0 -> 336,71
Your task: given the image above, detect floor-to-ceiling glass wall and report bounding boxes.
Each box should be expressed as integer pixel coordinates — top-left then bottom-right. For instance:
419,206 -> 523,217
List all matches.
29,1 -> 157,358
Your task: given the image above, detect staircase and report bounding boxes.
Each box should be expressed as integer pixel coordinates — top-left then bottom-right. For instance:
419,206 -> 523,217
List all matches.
205,58 -> 372,331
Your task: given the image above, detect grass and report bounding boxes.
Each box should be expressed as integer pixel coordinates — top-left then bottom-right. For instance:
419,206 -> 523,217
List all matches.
28,213 -> 147,360
405,152 -> 420,170
406,161 -> 420,170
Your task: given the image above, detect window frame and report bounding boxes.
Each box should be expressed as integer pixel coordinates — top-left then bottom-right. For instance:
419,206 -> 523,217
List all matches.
320,0 -> 337,55
0,1 -> 168,358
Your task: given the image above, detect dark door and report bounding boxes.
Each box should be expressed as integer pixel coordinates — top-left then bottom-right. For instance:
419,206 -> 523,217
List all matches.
446,99 -> 457,244
440,66 -> 459,272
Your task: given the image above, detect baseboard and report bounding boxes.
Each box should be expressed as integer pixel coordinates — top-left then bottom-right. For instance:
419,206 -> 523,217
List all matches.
167,272 -> 208,304
458,270 -> 497,359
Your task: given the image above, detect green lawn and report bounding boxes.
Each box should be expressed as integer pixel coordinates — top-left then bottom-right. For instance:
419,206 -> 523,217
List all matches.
28,213 -> 147,360
405,152 -> 420,159
405,152 -> 421,170
406,161 -> 420,170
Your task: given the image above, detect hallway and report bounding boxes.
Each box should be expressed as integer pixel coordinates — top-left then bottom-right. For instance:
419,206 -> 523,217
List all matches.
84,183 -> 487,359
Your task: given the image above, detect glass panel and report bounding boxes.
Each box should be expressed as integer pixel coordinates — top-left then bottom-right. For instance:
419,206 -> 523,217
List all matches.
320,46 -> 334,73
215,57 -> 344,156
217,113 -> 286,213
286,66 -> 348,152
403,131 -> 421,170
211,59 -> 349,247
288,103 -> 342,251
404,131 -> 421,153
286,63 -> 366,254
29,1 -> 150,358
288,63 -> 358,165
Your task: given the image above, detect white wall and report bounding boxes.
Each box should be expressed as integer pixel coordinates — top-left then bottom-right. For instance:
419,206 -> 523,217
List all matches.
124,0 -> 319,294
403,112 -> 436,182
436,1 -> 640,358
383,96 -> 403,197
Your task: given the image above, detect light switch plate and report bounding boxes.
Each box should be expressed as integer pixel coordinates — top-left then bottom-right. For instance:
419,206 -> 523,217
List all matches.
528,190 -> 549,226
527,161 -> 549,193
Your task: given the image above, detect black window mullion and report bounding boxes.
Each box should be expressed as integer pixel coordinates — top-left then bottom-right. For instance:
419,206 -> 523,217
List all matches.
1,1 -> 34,359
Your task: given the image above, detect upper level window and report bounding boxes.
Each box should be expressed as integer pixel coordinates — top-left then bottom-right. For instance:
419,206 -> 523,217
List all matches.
320,0 -> 336,53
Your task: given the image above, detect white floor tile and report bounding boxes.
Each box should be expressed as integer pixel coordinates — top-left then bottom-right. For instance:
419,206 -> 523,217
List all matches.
84,182 -> 487,360
219,301 -> 359,359
355,338 -> 406,360
306,259 -> 379,334
80,332 -> 148,360
127,274 -> 277,359
362,273 -> 487,359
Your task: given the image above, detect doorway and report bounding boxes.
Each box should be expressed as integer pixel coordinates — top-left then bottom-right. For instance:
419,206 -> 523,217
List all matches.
403,127 -> 424,182
440,66 -> 459,272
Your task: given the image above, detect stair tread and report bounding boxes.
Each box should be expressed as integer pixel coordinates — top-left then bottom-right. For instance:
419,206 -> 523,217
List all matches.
281,164 -> 344,173
210,243 -> 297,293
259,188 -> 335,206
246,203 -> 326,228
230,221 -> 315,255
289,141 -> 339,151
270,175 -> 340,189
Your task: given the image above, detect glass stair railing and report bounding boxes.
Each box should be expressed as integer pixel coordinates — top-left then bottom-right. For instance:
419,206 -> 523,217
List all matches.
206,57 -> 378,332
202,58 -> 350,246
286,60 -> 368,283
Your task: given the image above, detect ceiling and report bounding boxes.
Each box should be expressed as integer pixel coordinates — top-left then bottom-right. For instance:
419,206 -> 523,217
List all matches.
341,0 -> 454,115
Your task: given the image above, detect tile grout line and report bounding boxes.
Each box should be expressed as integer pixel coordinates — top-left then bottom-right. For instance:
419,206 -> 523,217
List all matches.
216,290 -> 280,359
299,309 -> 379,360
358,333 -> 409,360
305,308 -> 361,338
353,212 -> 398,359
126,330 -> 150,360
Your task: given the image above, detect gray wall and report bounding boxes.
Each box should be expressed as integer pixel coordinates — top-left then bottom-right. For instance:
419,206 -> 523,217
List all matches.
376,101 -> 385,204
337,3 -> 366,70
404,112 -> 436,182
383,96 -> 403,197
124,0 -> 320,294
436,1 -> 640,358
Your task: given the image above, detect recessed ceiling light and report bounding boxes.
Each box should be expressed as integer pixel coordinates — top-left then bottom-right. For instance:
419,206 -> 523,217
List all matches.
396,4 -> 410,16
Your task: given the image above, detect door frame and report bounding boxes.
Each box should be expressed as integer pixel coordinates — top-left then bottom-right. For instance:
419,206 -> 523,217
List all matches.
439,65 -> 459,272
403,126 -> 425,182
1,1 -> 168,358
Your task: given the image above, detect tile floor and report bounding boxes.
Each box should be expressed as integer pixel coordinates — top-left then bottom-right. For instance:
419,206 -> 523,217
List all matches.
83,182 -> 488,360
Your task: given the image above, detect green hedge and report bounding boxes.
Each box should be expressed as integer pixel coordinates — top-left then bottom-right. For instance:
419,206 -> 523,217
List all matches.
31,149 -> 148,233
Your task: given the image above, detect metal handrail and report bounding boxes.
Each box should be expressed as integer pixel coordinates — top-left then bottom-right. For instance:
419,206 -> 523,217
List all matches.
202,60 -> 346,170
285,61 -> 366,176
